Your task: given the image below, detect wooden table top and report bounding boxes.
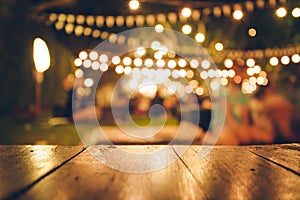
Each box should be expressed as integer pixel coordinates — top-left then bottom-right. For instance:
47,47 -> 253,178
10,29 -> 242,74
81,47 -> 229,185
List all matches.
0,144 -> 299,200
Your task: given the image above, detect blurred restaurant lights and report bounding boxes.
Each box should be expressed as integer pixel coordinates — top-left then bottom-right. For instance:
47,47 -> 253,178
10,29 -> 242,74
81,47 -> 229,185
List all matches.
233,10 -> 243,20
276,7 -> 287,18
33,37 -> 51,117
181,7 -> 192,18
129,0 -> 140,10
292,7 -> 300,18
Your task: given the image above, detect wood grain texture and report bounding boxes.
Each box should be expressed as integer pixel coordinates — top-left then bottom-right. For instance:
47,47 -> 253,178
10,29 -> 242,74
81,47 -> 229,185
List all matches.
174,145 -> 300,200
0,144 -> 299,200
245,143 -> 300,175
20,145 -> 206,200
0,145 -> 84,200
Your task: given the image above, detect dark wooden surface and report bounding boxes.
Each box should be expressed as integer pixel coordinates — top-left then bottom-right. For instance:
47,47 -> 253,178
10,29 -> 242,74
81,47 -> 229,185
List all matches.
0,144 -> 299,200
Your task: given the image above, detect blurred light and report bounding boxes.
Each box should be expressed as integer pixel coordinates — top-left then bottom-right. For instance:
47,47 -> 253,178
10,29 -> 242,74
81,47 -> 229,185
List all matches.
129,0 -> 140,10
292,8 -> 300,18
220,77 -> 228,86
182,24 -> 192,35
228,69 -> 235,77
171,70 -> 180,78
215,42 -> 224,51
210,81 -> 219,90
249,77 -> 256,84
159,46 -> 168,55
100,63 -> 109,72
139,84 -> 157,98
163,69 -> 171,77
167,51 -> 176,58
186,70 -> 194,78
154,51 -> 163,60
134,58 -> 143,67
167,60 -> 176,69
74,58 -> 82,67
123,57 -> 132,65
269,57 -> 279,66
208,69 -> 215,78
190,59 -> 199,68
222,70 -> 229,78
65,23 -> 74,34
112,56 -> 121,65
145,58 -> 154,67
83,59 -> 92,68
181,7 -> 192,18
224,59 -> 233,68
253,65 -> 261,74
84,78 -> 94,87
124,66 -> 132,74
291,54 -> 300,63
83,27 -> 92,36
246,58 -> 255,67
75,69 -> 84,78
179,69 -> 187,77
247,67 -> 255,76
151,41 -> 160,50
91,61 -> 100,70
99,54 -> 108,63
256,77 -> 264,85
76,15 -> 85,24
201,60 -> 210,69
136,47 -> 146,57
233,10 -> 243,20
195,33 -> 205,43
185,85 -> 193,94
216,69 -> 222,77
74,25 -> 83,36
276,7 -> 287,18
115,65 -> 124,74
259,71 -> 267,78
33,38 -> 51,73
156,59 -> 165,68
58,14 -> 66,21
196,87 -> 204,95
281,56 -> 290,65
200,71 -> 208,79
248,28 -> 257,37
89,51 -> 98,60
155,24 -> 164,33
178,59 -> 187,67
132,68 -> 141,79
233,75 -> 242,84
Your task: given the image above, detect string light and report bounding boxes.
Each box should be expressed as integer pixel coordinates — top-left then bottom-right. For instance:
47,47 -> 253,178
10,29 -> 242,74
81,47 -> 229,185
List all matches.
182,24 -> 192,34
246,58 -> 255,67
129,0 -> 140,10
215,42 -> 224,51
155,24 -> 164,33
276,7 -> 287,18
233,10 -> 243,20
281,56 -> 290,65
292,8 -> 300,18
248,28 -> 257,37
224,59 -> 233,68
291,54 -> 300,63
269,57 -> 279,66
195,33 -> 205,43
181,7 -> 192,18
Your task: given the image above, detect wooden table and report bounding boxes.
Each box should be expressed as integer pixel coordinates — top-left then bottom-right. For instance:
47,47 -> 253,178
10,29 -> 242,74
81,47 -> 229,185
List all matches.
0,144 -> 299,200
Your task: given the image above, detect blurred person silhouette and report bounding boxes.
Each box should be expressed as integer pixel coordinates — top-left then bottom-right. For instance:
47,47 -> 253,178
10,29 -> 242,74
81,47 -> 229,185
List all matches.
252,84 -> 297,143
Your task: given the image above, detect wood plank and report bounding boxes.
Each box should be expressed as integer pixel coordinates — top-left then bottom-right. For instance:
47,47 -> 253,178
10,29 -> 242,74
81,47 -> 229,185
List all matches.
245,143 -> 300,175
173,145 -> 300,200
0,145 -> 84,200
20,145 -> 207,200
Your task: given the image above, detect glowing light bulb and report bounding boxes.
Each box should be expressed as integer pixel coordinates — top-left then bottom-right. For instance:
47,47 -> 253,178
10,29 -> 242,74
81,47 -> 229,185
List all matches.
276,7 -> 287,18
181,7 -> 192,18
292,8 -> 300,18
195,33 -> 205,43
215,42 -> 224,51
129,0 -> 139,10
233,10 -> 243,20
182,24 -> 192,35
269,57 -> 279,66
248,28 -> 257,37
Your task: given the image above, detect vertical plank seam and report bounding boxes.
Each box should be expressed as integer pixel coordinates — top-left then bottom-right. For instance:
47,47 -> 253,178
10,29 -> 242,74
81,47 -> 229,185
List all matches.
3,147 -> 87,200
246,150 -> 300,176
171,146 -> 203,186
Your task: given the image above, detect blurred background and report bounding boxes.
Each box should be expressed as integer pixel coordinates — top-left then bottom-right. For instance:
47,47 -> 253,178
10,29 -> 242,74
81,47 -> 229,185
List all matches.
0,0 -> 299,145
